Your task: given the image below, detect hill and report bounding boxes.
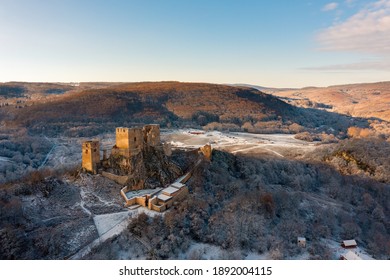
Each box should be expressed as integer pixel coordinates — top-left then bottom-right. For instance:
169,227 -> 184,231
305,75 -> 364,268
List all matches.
267,82 -> 390,122
3,82 -> 363,137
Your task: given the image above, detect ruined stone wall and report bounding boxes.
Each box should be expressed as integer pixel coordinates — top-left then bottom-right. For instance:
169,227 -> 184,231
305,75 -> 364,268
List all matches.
124,197 -> 136,207
148,197 -> 156,210
142,124 -> 161,147
152,204 -> 166,212
149,197 -> 166,212
163,142 -> 172,156
111,147 -> 132,158
173,186 -> 189,200
82,140 -> 100,173
135,196 -> 147,207
199,144 -> 212,160
147,187 -> 189,212
101,171 -> 128,185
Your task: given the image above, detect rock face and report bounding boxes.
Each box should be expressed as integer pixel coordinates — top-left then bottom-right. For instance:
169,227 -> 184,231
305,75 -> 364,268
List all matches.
107,144 -> 181,189
83,124 -> 181,189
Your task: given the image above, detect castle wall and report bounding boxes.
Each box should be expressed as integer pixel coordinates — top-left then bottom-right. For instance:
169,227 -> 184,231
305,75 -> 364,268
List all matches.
142,124 -> 160,147
111,147 -> 132,158
151,204 -> 166,212
101,171 -> 129,185
173,186 -> 189,200
147,186 -> 189,212
175,172 -> 192,184
135,196 -> 147,207
124,197 -> 136,207
163,142 -> 172,156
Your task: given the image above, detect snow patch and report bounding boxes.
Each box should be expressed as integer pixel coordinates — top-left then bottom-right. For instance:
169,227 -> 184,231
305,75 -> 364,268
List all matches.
93,211 -> 132,236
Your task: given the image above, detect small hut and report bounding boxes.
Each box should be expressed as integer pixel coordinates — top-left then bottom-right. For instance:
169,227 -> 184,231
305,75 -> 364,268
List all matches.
342,240 -> 357,249
297,237 -> 306,248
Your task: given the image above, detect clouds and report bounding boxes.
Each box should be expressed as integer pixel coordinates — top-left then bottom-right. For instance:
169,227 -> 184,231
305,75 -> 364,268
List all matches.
317,0 -> 390,54
322,2 -> 339,12
304,60 -> 390,71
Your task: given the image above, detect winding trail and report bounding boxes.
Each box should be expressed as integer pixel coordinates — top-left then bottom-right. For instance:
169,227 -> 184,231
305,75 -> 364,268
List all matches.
69,214 -> 131,259
68,209 -> 153,259
38,140 -> 57,169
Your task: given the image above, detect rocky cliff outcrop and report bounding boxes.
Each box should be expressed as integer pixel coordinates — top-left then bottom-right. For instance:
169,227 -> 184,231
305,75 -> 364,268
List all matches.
105,145 -> 182,189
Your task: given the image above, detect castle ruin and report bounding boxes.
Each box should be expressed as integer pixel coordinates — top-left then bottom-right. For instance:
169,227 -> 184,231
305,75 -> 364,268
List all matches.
111,125 -> 160,158
81,140 -> 100,174
81,124 -> 212,212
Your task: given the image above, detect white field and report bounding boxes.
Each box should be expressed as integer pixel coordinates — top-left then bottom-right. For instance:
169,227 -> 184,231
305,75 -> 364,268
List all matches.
162,129 -> 319,158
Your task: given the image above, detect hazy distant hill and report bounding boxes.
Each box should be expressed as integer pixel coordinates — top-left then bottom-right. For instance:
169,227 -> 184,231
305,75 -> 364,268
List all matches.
0,82 -> 125,98
229,83 -> 297,94
268,82 -> 390,122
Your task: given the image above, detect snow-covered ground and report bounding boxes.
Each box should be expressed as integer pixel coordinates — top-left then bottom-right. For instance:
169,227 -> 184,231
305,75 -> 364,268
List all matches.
71,206 -> 161,259
93,211 -> 132,236
0,156 -> 14,163
162,129 -> 319,157
180,239 -> 375,260
179,242 -> 269,260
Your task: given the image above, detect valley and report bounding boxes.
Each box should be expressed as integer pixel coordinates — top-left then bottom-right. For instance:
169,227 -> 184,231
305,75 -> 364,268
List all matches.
0,81 -> 389,260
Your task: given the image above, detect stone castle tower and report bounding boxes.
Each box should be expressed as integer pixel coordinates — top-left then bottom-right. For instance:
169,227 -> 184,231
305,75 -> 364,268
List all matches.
114,127 -> 143,157
82,140 -> 100,173
112,125 -> 161,157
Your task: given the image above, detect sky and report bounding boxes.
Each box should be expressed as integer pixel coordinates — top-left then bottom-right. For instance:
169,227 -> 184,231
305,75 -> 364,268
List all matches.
0,0 -> 389,87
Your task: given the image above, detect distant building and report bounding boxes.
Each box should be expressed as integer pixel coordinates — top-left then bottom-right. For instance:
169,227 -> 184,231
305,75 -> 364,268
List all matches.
342,240 -> 357,249
297,237 -> 306,248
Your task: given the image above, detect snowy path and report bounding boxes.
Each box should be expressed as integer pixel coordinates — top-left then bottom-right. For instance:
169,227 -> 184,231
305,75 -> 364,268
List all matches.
0,156 -> 14,163
69,214 -> 131,259
232,146 -> 285,157
38,143 -> 57,169
262,148 -> 285,158
93,211 -> 131,236
69,207 -> 159,259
